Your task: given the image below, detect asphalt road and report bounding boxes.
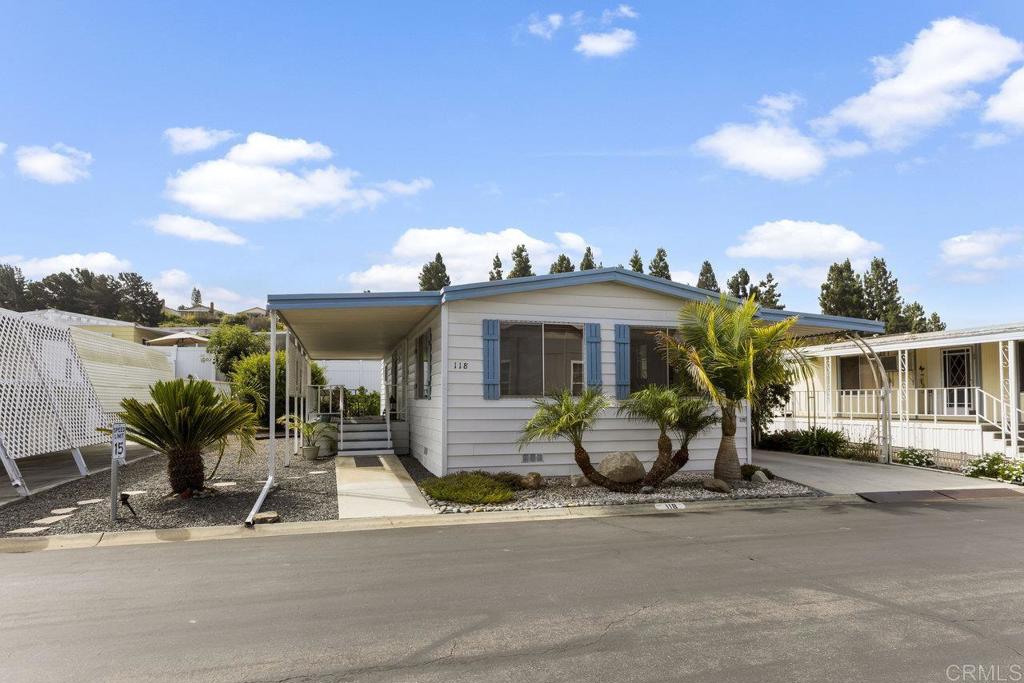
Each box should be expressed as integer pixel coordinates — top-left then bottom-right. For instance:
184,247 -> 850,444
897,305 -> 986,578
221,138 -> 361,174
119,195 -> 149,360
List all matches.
4,499 -> 1024,683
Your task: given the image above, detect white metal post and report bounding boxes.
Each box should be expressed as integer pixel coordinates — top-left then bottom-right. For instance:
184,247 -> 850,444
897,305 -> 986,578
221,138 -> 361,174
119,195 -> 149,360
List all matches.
284,331 -> 291,467
1000,340 -> 1011,452
1010,339 -> 1020,457
0,432 -> 29,496
269,313 -> 277,479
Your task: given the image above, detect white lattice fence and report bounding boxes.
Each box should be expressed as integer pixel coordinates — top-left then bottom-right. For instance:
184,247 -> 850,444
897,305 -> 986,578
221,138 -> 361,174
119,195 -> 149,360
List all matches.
0,308 -> 108,462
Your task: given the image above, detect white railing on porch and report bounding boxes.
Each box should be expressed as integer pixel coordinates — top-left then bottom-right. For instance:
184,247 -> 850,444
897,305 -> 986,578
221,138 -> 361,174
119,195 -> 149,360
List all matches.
784,387 -> 1011,426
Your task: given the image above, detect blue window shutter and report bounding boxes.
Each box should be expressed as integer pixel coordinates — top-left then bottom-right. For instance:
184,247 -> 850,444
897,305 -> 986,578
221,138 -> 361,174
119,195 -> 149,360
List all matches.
584,323 -> 602,390
482,319 -> 500,399
614,324 -> 630,399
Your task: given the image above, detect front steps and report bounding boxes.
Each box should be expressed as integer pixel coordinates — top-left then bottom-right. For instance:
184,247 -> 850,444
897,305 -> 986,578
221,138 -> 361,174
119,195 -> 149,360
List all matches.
338,419 -> 394,456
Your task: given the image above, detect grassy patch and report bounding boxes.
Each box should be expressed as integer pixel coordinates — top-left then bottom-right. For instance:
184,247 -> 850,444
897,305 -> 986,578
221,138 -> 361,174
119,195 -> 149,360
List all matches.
421,472 -> 517,504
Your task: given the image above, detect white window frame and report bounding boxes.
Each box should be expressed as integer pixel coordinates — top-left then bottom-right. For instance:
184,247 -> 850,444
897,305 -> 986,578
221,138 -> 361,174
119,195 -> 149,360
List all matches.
498,320 -> 585,398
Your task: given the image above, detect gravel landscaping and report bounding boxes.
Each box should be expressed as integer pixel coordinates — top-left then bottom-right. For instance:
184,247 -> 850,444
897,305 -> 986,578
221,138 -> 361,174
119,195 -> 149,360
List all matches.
412,467 -> 820,513
0,440 -> 338,537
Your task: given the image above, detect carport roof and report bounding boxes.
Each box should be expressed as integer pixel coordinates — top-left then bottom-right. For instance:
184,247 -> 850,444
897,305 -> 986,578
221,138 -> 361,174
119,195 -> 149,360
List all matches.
268,268 -> 884,359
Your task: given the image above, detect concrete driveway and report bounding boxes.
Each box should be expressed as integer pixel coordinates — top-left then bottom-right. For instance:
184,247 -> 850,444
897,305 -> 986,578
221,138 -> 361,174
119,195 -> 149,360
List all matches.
752,449 -> 1021,495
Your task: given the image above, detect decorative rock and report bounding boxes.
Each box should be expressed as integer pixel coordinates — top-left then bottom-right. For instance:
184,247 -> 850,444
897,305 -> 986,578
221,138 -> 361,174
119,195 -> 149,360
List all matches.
702,478 -> 733,494
596,452 -> 646,483
569,474 -> 592,488
9,527 -> 48,535
122,490 -> 147,495
31,514 -> 73,525
252,511 -> 280,524
640,485 -> 655,494
51,507 -> 77,515
309,470 -> 328,475
750,470 -> 770,485
77,499 -> 104,505
521,472 -> 544,490
210,481 -> 237,488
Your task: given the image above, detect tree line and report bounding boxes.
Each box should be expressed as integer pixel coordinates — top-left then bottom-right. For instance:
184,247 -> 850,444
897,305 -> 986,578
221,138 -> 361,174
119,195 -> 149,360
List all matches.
0,263 -> 165,326
819,257 -> 944,333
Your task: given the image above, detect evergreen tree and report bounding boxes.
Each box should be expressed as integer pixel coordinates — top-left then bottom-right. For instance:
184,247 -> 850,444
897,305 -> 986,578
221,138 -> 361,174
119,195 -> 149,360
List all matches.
648,247 -> 671,280
696,261 -> 719,292
579,247 -> 597,271
418,253 -> 451,291
726,268 -> 751,298
191,287 -> 202,306
819,259 -> 866,319
628,250 -> 644,273
926,312 -> 946,332
0,264 -> 29,311
862,257 -> 904,332
508,244 -> 535,278
901,301 -> 929,333
751,272 -> 784,309
488,253 -> 503,281
117,272 -> 164,326
549,254 -> 575,274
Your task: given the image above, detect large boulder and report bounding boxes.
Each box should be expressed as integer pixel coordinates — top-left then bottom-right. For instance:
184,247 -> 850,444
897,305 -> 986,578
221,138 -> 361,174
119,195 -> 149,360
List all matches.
702,478 -> 733,494
569,474 -> 592,488
750,470 -> 771,485
597,452 -> 646,484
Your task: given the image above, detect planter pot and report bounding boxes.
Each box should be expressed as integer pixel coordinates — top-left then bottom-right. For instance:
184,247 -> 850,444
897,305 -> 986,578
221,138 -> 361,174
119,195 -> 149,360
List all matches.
301,445 -> 320,460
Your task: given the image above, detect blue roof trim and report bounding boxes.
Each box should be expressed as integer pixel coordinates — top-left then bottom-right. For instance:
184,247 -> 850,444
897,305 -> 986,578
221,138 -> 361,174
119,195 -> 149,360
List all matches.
268,291 -> 440,310
267,267 -> 883,333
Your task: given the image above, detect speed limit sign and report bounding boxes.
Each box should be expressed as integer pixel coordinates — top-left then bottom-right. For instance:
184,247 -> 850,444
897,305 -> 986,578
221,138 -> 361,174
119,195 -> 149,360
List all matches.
111,422 -> 127,466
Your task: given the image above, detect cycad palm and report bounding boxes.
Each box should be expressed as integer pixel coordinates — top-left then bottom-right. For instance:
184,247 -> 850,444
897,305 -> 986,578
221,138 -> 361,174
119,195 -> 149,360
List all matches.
518,388 -> 626,490
660,295 -> 797,480
118,378 -> 257,494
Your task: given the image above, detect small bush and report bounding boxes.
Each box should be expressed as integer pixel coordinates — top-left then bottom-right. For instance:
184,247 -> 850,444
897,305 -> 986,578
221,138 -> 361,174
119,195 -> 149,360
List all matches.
838,441 -> 880,462
791,427 -> 848,457
490,471 -> 529,490
758,430 -> 799,451
963,453 -> 1024,484
893,448 -> 935,468
740,464 -> 774,481
421,472 -> 517,504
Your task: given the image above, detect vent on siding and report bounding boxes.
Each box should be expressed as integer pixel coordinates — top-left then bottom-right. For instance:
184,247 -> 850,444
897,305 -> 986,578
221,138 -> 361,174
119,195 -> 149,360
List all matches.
521,453 -> 544,464
423,446 -> 429,455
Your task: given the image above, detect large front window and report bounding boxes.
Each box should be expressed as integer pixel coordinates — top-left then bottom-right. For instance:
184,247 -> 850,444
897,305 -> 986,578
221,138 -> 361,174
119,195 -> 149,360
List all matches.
630,327 -> 678,391
500,322 -> 583,396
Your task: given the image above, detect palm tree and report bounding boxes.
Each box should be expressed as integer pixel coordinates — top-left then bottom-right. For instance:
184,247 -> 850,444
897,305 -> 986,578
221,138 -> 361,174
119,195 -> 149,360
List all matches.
618,387 -> 719,486
517,388 -> 629,491
118,378 -> 257,495
660,295 -> 798,480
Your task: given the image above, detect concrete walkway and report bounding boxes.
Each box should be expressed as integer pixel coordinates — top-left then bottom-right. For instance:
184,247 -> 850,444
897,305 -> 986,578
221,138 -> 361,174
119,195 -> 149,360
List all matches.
753,449 -> 1022,495
334,453 -> 434,519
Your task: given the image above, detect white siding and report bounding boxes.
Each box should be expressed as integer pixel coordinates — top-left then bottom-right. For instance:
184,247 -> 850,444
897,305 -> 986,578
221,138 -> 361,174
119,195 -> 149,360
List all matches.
443,282 -> 748,475
388,309 -> 443,474
70,328 -> 174,413
321,360 -> 382,391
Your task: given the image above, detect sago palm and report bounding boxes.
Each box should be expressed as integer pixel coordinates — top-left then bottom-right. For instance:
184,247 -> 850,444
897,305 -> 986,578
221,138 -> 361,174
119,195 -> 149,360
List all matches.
660,295 -> 798,481
118,378 -> 257,494
517,388 -> 627,491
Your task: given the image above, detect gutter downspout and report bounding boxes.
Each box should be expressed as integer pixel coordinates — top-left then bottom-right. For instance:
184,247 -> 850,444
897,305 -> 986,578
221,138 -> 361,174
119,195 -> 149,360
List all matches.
246,309 -> 277,527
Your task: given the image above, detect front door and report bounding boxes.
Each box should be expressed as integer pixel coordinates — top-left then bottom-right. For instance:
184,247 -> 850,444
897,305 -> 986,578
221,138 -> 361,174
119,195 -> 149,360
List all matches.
943,348 -> 973,414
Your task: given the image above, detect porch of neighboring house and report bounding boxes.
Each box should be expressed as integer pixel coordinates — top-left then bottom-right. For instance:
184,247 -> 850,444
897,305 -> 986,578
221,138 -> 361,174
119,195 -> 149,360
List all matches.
773,325 -> 1024,463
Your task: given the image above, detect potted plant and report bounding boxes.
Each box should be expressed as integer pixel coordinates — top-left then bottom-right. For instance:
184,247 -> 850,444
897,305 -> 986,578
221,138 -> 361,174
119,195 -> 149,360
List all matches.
278,415 -> 338,460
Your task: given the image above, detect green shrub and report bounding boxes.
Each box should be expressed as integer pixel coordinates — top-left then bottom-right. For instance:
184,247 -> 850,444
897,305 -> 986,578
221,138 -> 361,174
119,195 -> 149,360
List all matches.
740,464 -> 774,481
893,448 -> 935,468
230,351 -> 326,421
838,441 -> 880,462
421,472 -> 517,504
488,471 -> 529,490
206,324 -> 267,375
343,386 -> 381,418
963,453 -> 1024,484
791,427 -> 848,457
758,430 -> 799,451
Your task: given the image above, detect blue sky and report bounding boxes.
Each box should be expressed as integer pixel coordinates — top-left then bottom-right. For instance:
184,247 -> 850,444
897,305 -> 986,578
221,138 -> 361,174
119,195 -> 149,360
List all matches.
1,2 -> 1023,326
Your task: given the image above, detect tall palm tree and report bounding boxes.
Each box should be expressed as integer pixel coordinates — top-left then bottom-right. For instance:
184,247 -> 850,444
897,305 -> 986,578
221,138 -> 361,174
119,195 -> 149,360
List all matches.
118,378 -> 257,494
660,295 -> 798,480
619,387 -> 720,486
518,388 -> 629,491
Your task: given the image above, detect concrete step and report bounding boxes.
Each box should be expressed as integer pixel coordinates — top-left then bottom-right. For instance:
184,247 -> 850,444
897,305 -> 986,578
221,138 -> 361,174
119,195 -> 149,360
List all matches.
340,440 -> 393,451
344,430 -> 390,441
337,448 -> 396,457
342,423 -> 390,433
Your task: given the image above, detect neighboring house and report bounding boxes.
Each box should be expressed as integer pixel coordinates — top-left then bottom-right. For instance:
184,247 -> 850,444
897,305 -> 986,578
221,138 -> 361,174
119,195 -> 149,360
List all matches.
237,306 -> 267,317
268,268 -> 880,476
775,323 -> 1024,460
20,309 -> 165,344
176,302 -> 225,317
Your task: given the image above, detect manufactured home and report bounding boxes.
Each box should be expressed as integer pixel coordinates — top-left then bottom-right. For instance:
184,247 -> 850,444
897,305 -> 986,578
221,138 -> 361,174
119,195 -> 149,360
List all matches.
268,268 -> 882,476
774,323 -> 1024,463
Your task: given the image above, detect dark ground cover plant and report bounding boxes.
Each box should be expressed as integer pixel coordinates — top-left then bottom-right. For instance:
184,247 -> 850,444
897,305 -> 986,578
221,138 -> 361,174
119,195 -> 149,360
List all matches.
791,427 -> 848,457
740,464 -> 774,481
421,472 -> 517,504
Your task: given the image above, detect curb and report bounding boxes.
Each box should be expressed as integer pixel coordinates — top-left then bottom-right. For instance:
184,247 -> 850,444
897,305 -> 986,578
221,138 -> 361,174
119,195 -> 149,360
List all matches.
0,494 -> 866,554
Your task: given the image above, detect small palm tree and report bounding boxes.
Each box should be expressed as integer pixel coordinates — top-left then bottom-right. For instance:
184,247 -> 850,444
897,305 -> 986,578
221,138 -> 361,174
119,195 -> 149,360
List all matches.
660,294 -> 798,480
619,387 -> 719,486
518,388 -> 628,491
118,378 -> 257,494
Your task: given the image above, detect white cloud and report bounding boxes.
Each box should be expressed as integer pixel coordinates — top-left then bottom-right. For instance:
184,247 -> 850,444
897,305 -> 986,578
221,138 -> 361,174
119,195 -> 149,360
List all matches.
970,131 -> 1010,148
1,252 -> 130,278
149,214 -> 246,245
754,93 -> 802,121
347,226 -> 596,291
984,66 -> 1024,130
156,268 -> 261,310
826,140 -> 870,158
773,263 -> 831,289
527,13 -> 563,40
166,133 -> 430,222
940,228 -> 1022,270
672,270 -> 697,285
814,17 -> 1024,149
575,28 -> 636,58
695,121 -> 826,181
0,142 -> 6,156
601,4 -> 638,23
727,219 -> 882,261
16,143 -> 92,184
163,127 -> 235,154
225,132 -> 332,166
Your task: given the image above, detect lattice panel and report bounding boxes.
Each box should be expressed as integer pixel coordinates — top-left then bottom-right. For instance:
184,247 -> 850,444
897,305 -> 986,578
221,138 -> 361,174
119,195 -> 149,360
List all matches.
0,308 -> 107,459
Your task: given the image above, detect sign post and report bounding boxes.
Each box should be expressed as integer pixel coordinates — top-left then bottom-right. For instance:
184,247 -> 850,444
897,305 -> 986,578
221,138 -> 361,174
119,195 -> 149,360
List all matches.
110,422 -> 126,523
